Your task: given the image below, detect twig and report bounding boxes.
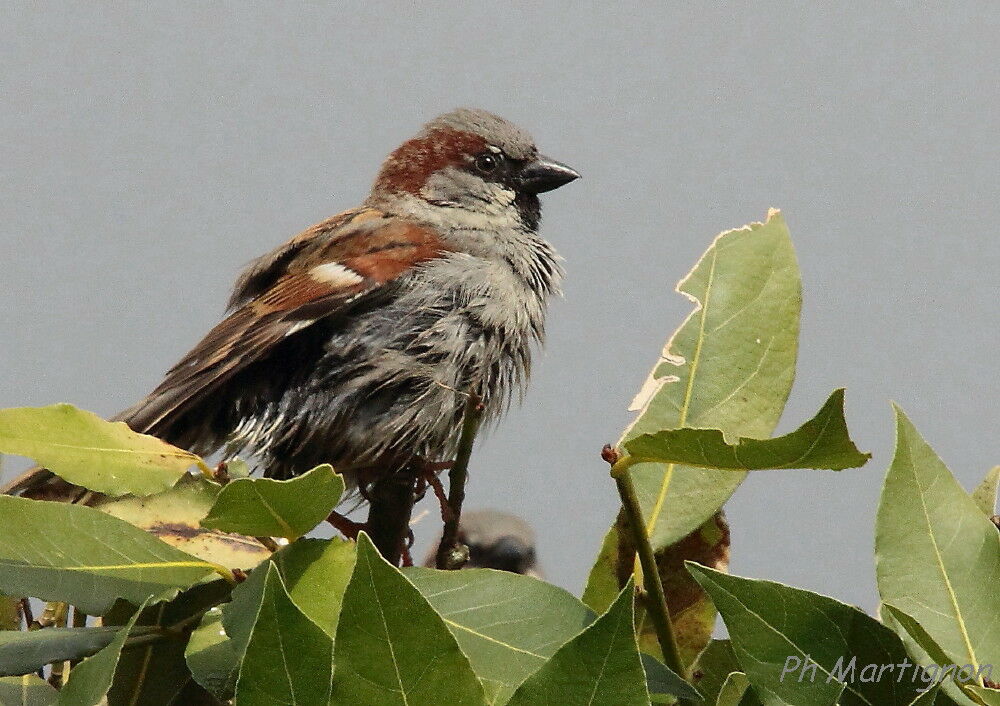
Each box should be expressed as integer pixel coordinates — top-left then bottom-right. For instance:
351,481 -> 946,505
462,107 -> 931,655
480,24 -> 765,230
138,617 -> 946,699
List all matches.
603,445 -> 688,682
255,536 -> 280,552
41,602 -> 69,688
19,597 -> 33,629
436,394 -> 484,570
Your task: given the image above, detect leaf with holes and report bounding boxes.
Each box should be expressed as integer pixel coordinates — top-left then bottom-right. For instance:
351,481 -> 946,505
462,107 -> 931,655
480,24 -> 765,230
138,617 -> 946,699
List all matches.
620,209 -> 801,552
201,464 -> 343,540
0,404 -> 201,496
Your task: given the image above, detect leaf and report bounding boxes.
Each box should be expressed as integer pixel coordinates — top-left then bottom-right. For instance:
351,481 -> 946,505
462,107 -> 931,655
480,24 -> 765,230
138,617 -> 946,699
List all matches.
716,672 -> 751,706
0,495 -> 220,615
692,639 -> 741,703
0,404 -> 200,496
97,476 -> 271,570
104,579 -> 231,706
506,581 -> 660,706
641,653 -> 699,704
332,533 -> 485,705
0,675 -> 58,706
0,594 -> 20,631
201,464 -> 344,540
965,686 -> 1000,705
624,389 -> 870,472
0,624 -> 157,677
688,564 -> 926,706
875,407 -> 1000,675
233,564 -> 334,706
404,566 -> 593,704
56,599 -> 147,706
971,466 -> 1000,516
272,537 -> 357,637
621,209 -> 801,551
185,606 -> 237,699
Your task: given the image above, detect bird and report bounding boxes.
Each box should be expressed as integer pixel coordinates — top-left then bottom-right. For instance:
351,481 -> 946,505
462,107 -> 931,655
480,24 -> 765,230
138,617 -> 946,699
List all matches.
3,108 -> 578,501
423,509 -> 541,576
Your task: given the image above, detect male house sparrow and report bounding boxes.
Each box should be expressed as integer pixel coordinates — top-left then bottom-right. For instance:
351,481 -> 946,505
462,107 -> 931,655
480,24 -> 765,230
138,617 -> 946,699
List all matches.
4,108 -> 577,497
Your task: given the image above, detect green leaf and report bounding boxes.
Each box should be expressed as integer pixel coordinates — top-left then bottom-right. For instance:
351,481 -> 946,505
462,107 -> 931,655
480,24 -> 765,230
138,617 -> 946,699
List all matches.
620,209 -> 801,551
582,523 -> 623,615
716,672 -> 752,706
201,464 -> 344,540
97,476 -> 271,571
0,495 -> 220,615
688,564 -> 925,706
641,653 -> 699,704
0,404 -> 200,496
0,675 -> 58,706
56,599 -> 147,706
332,533 -> 485,705
233,564 -> 334,706
971,466 -> 1000,516
404,566 -> 593,704
272,537 -> 356,637
624,389 -> 869,471
185,606 -> 237,699
506,581 -> 658,706
965,686 -> 1000,705
1,625 -> 157,677
691,639 -> 741,703
875,407 -> 1000,675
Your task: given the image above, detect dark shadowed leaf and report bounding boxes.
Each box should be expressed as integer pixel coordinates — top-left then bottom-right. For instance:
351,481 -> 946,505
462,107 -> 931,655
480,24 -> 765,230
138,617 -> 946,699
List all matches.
405,566 -> 593,704
875,408 -> 1000,677
0,404 -> 200,496
104,580 -> 231,706
332,534 -> 484,705
506,581 -> 657,706
201,464 -> 343,540
233,564 -> 334,706
688,564 -> 924,706
0,496 -> 220,615
0,594 -> 20,631
56,600 -> 147,706
0,624 -> 156,677
97,476 -> 271,570
0,675 -> 57,706
624,389 -> 869,472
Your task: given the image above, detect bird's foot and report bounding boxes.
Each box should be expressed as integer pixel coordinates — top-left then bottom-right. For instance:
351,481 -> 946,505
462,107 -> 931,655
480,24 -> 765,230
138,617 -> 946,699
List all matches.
326,510 -> 367,541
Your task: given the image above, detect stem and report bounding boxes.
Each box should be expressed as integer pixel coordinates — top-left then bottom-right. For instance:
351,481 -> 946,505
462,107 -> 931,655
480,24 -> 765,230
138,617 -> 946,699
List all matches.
255,536 -> 280,552
607,450 -> 688,681
436,394 -> 484,570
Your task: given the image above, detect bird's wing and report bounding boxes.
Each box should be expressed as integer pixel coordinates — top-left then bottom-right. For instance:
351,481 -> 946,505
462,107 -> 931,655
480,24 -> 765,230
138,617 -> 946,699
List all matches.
115,208 -> 450,440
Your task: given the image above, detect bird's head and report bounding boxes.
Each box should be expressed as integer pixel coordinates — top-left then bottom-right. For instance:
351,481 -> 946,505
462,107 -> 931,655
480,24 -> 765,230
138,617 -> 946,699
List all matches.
369,108 -> 579,233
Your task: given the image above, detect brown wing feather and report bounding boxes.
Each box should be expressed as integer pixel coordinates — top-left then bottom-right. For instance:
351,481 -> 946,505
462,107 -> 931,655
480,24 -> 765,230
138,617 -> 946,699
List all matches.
114,212 -> 448,450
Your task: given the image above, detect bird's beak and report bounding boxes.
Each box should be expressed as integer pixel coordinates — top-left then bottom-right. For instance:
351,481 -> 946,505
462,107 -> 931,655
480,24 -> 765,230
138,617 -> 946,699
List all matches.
519,155 -> 580,194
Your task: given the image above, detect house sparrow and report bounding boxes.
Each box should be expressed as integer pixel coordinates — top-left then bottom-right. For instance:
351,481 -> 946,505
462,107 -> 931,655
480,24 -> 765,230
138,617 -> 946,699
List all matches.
4,108 -> 577,497
423,509 -> 541,576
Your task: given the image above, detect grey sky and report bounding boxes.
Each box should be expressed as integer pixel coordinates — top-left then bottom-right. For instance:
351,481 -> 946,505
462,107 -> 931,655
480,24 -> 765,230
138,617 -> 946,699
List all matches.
2,4 -> 997,610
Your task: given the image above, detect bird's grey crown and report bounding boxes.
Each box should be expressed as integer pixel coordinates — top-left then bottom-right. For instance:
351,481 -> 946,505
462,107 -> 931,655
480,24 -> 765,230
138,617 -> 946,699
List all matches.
423,108 -> 537,160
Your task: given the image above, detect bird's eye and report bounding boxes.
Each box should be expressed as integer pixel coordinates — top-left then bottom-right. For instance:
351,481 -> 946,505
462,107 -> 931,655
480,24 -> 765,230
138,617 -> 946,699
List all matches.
474,151 -> 503,174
